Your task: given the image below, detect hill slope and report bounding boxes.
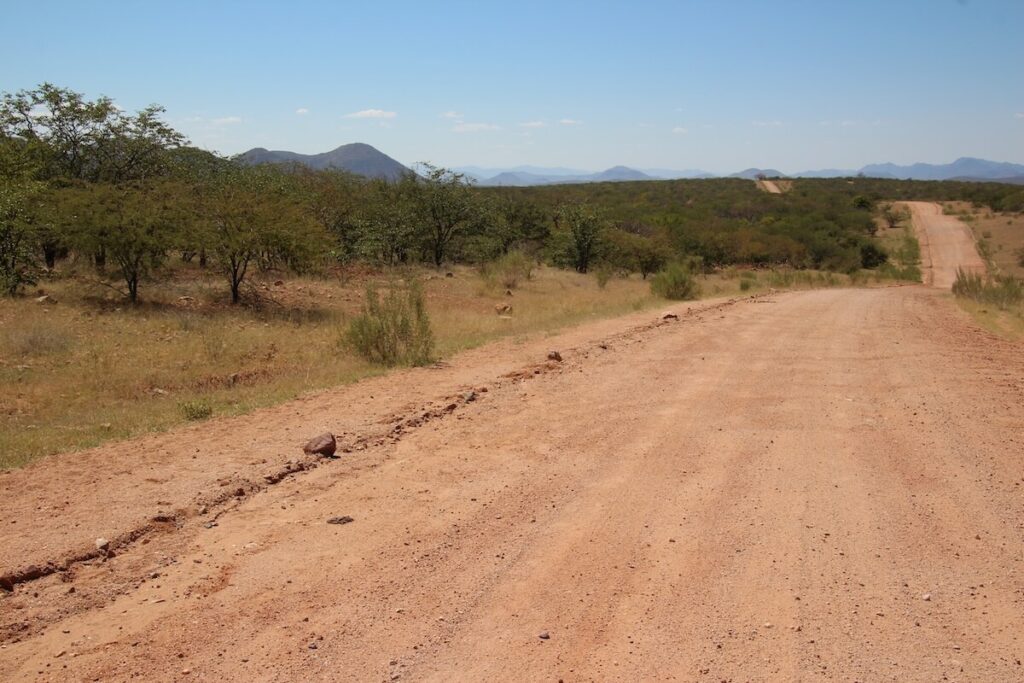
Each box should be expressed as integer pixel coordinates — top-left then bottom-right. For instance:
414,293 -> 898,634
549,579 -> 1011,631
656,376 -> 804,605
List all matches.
236,143 -> 411,180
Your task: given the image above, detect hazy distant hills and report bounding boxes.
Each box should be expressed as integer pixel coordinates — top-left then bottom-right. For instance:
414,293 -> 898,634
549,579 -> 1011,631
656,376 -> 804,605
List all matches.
236,143 -> 1023,186
728,168 -> 787,180
857,157 -> 1024,181
461,165 -> 715,186
236,143 -> 410,180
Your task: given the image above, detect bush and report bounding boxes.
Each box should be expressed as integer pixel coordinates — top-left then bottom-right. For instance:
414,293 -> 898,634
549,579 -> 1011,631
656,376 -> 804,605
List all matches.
952,269 -> 1023,310
739,279 -> 753,291
594,263 -> 614,289
480,250 -> 533,289
3,322 -> 73,356
344,281 -> 434,366
179,400 -> 213,421
650,262 -> 700,300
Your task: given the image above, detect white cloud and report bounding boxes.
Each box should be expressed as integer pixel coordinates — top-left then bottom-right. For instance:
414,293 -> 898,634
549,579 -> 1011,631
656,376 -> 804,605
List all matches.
519,120 -> 546,128
452,122 -> 500,133
295,107 -> 309,115
345,109 -> 397,119
1016,112 -> 1024,119
752,120 -> 782,127
441,111 -> 463,119
212,116 -> 243,125
672,126 -> 688,134
559,118 -> 582,125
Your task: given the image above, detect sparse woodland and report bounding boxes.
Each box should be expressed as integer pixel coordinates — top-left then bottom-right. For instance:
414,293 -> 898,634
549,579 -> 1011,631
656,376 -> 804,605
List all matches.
5,84 -> 1024,307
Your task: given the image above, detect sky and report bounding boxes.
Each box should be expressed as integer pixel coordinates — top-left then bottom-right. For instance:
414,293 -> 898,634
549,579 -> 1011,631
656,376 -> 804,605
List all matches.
2,0 -> 1023,174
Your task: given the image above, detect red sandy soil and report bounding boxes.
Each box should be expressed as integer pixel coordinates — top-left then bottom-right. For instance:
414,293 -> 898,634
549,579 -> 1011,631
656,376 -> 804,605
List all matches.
1,205 -> 1022,682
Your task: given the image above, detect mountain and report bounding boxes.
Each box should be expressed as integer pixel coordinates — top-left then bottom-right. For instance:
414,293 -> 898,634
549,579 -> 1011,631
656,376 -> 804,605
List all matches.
478,166 -> 657,186
791,168 -> 858,178
858,157 -> 1024,181
455,165 -> 590,178
729,168 -> 787,179
640,168 -> 716,179
236,143 -> 411,180
592,166 -> 655,182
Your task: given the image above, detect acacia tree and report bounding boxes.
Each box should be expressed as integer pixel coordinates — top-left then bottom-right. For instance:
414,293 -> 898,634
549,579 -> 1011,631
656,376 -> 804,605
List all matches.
0,83 -> 185,183
491,194 -> 549,255
358,177 -> 419,264
0,145 -> 42,295
558,203 -> 603,273
296,167 -> 365,262
59,181 -> 182,303
197,165 -> 320,304
1,84 -> 186,270
408,164 -> 479,267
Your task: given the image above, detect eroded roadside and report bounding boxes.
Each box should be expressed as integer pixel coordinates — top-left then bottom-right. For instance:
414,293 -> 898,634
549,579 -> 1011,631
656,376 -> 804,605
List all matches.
0,294 -> 758,637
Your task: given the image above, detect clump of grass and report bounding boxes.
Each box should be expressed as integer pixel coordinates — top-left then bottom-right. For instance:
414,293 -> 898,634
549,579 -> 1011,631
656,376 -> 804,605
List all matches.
651,262 -> 700,300
3,322 -> 74,357
739,278 -> 753,291
343,281 -> 434,366
178,400 -> 213,421
594,263 -> 614,289
479,251 -> 534,290
952,269 -> 1023,310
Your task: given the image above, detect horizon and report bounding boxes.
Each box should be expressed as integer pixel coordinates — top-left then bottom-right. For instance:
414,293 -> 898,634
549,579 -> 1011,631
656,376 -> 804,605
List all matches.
3,0 -> 1023,173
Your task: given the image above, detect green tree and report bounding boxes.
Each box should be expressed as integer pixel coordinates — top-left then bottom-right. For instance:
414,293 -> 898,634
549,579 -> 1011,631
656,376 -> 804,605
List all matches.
408,164 -> 479,267
557,203 -> 603,273
358,177 -> 419,265
0,83 -> 185,184
0,142 -> 43,295
59,181 -> 182,303
197,165 -> 321,304
296,167 -> 365,262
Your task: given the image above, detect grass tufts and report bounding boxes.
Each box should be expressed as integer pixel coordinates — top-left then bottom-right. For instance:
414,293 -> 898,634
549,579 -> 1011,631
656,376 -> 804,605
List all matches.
343,281 -> 435,367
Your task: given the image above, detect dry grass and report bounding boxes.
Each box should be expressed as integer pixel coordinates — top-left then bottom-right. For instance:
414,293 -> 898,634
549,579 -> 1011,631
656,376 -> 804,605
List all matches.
0,261 -> 903,469
956,205 -> 1024,278
0,265 -> 658,468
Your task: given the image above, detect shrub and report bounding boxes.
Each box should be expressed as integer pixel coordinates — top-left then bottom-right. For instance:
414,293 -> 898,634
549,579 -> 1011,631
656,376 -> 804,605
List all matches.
1015,246 -> 1024,268
3,322 -> 73,356
179,400 -> 213,421
480,250 -> 533,289
952,269 -> 1023,310
344,281 -> 434,366
650,262 -> 700,300
739,279 -> 752,291
594,263 -> 614,289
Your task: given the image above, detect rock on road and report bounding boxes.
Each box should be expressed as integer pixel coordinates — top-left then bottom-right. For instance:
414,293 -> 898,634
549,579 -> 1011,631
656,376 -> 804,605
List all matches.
1,207 -> 1022,682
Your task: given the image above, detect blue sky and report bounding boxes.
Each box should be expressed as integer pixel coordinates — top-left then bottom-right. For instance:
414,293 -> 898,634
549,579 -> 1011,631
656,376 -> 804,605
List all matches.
3,0 -> 1022,173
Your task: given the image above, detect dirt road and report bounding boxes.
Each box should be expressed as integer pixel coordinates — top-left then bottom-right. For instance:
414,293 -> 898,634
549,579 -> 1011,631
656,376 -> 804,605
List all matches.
905,201 -> 988,289
2,210 -> 1022,682
758,179 -> 783,194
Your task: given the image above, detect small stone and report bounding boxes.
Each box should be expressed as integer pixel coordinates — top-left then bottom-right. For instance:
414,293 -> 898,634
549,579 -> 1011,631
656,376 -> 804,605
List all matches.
547,350 -> 562,362
922,593 -> 931,601
95,538 -> 110,552
538,631 -> 550,640
308,643 -> 318,650
463,391 -> 477,403
661,311 -> 679,320
763,622 -> 773,629
327,516 -> 354,525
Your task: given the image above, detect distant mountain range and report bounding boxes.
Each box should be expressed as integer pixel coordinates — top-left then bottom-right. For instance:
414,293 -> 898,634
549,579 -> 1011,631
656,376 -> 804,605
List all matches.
237,144 -> 1024,186
236,143 -> 410,180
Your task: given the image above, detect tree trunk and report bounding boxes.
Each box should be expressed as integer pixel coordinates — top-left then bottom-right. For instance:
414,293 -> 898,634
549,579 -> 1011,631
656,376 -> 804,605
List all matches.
42,243 -> 58,270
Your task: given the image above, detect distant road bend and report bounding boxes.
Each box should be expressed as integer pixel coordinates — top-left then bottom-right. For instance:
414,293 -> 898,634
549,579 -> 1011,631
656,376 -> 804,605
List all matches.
1,204 -> 1021,682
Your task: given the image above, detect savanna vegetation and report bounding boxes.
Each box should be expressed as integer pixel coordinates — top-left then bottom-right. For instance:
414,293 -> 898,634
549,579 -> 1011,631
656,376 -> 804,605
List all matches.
4,83 -> 1024,466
